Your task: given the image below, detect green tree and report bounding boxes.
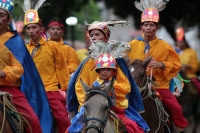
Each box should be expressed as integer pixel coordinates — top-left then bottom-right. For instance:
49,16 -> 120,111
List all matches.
104,0 -> 200,40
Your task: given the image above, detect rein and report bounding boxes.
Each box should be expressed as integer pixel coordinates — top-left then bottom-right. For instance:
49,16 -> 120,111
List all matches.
84,89 -> 112,133
0,92 -> 32,133
138,68 -> 169,133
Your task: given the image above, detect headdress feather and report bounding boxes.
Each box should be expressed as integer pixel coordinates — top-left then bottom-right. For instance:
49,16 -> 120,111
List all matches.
134,0 -> 169,12
85,20 -> 129,28
17,0 -> 47,12
89,40 -> 131,60
34,0 -> 47,10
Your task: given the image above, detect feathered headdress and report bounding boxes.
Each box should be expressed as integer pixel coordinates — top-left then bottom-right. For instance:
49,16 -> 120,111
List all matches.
134,0 -> 169,23
88,40 -> 131,60
86,20 -> 129,38
17,0 -> 48,26
176,27 -> 184,41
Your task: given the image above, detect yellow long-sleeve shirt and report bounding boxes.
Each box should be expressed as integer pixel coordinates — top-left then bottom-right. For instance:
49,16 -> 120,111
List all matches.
26,37 -> 70,91
57,39 -> 78,74
75,58 -> 130,110
76,48 -> 89,65
0,32 -> 24,87
128,36 -> 181,89
179,48 -> 199,78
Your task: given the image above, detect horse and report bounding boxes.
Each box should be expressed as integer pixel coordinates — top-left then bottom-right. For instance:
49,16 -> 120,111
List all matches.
80,79 -> 127,133
176,71 -> 200,133
0,91 -> 25,133
128,58 -> 179,133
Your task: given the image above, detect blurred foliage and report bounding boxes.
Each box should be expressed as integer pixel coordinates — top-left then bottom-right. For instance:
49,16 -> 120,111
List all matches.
72,0 -> 101,41
104,0 -> 200,40
12,0 -> 100,41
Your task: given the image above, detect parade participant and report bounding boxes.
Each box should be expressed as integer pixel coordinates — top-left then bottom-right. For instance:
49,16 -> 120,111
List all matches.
176,27 -> 200,93
67,21 -> 149,132
93,53 -> 144,132
19,0 -> 71,132
68,42 -> 144,133
48,19 -> 79,74
15,21 -> 25,40
76,29 -> 90,64
128,0 -> 188,132
0,0 -> 53,133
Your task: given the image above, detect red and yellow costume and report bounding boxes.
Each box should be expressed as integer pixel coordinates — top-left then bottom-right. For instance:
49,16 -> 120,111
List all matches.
23,1 -> 71,132
129,0 -> 188,128
176,27 -> 200,93
0,0 -> 50,132
129,36 -> 181,89
128,35 -> 188,128
0,32 -> 42,133
26,37 -> 70,133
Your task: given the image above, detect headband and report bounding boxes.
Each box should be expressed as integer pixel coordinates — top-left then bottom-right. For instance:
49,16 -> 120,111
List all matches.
48,21 -> 64,29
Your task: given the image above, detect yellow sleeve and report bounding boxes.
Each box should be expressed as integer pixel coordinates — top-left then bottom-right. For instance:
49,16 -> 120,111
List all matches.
51,42 -> 70,91
181,49 -> 199,73
0,55 -> 24,85
75,62 -> 89,108
75,59 -> 98,109
67,46 -> 79,74
114,67 -> 130,95
114,67 -> 130,109
162,46 -> 181,80
76,49 -> 89,64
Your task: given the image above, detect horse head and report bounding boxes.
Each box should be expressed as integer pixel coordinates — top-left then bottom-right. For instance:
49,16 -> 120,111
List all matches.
81,79 -> 115,133
128,57 -> 158,100
128,57 -> 152,91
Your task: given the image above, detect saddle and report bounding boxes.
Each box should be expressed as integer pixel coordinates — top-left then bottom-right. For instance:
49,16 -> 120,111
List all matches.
0,91 -> 25,133
109,110 -> 128,133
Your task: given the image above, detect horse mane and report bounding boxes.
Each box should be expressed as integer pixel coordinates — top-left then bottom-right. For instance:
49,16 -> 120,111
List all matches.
128,59 -> 143,67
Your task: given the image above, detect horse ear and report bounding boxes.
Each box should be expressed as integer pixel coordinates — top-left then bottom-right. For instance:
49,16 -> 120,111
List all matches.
80,78 -> 90,92
102,78 -> 115,93
143,56 -> 152,68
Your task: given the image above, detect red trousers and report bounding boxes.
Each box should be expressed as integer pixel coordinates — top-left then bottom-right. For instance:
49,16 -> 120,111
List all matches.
111,106 -> 144,133
157,89 -> 188,128
0,86 -> 42,133
46,91 -> 70,133
191,78 -> 200,94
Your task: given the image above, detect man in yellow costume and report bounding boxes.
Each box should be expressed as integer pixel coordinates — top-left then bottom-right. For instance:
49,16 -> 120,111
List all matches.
128,0 -> 188,132
176,27 -> 200,93
48,19 -> 79,74
0,0 -> 54,133
19,0 -> 71,132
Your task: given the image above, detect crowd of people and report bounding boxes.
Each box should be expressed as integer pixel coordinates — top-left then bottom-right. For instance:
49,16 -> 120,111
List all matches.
0,0 -> 199,133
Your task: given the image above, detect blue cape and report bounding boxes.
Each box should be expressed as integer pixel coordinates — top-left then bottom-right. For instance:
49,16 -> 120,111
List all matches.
5,31 -> 54,133
67,58 -> 89,115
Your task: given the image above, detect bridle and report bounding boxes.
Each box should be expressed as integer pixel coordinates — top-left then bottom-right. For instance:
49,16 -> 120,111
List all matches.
84,89 -> 112,133
138,73 -> 151,100
129,61 -> 152,100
